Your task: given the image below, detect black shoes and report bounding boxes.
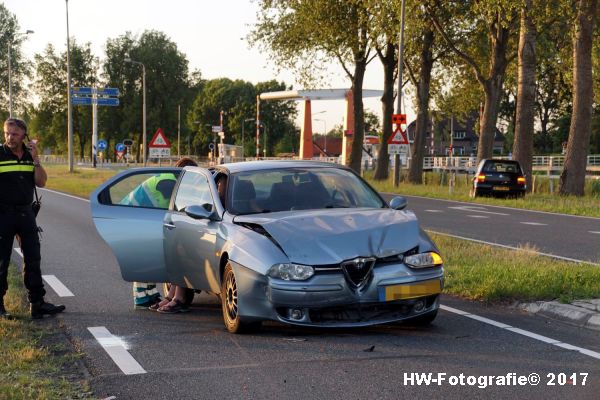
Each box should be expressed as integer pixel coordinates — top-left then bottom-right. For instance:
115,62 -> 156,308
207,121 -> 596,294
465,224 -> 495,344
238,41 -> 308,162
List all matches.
30,301 -> 66,319
0,303 -> 13,320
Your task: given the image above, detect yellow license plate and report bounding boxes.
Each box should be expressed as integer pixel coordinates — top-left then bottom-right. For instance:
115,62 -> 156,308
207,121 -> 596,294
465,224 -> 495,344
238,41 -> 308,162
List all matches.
379,280 -> 442,301
493,186 -> 510,191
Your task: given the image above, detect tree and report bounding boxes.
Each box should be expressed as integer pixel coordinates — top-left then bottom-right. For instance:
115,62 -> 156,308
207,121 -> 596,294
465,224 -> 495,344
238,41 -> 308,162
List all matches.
559,0 -> 598,196
250,0 -> 376,172
512,0 -> 536,187
0,3 -> 31,119
429,0 -> 520,163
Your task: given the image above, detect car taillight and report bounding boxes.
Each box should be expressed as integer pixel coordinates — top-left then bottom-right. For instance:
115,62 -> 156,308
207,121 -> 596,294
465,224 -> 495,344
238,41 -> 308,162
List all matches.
476,174 -> 486,183
517,176 -> 526,185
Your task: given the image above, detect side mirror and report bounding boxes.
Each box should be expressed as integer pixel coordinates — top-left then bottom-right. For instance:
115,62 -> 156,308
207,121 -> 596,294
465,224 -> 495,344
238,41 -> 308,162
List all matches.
389,196 -> 407,210
185,204 -> 218,220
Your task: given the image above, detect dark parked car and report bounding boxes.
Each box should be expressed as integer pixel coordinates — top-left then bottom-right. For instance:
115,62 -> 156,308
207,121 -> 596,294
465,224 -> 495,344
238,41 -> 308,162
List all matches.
471,159 -> 526,198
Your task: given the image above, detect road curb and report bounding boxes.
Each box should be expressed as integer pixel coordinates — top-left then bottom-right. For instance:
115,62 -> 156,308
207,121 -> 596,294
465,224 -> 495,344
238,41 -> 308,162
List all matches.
521,300 -> 600,331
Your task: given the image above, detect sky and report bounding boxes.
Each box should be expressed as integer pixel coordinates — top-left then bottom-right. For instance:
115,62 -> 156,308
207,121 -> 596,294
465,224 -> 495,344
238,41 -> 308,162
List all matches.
5,0 -> 414,133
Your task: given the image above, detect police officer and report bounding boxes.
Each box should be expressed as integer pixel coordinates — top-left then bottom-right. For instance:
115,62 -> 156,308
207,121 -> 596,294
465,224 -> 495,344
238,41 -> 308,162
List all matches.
0,118 -> 65,319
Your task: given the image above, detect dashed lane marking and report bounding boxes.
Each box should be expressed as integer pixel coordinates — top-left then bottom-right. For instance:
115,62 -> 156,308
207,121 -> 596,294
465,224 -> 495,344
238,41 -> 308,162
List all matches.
589,231 -> 600,234
467,215 -> 489,219
440,305 -> 600,360
88,327 -> 146,375
42,275 -> 74,297
424,209 -> 443,213
520,222 -> 548,226
448,206 -> 510,216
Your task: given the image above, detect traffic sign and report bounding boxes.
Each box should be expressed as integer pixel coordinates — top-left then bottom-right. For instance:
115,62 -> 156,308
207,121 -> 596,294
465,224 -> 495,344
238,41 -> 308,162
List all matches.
392,114 -> 407,125
96,97 -> 119,106
123,139 -> 134,147
116,143 -> 125,152
388,144 -> 409,155
97,139 -> 107,151
387,127 -> 409,144
149,128 -> 170,148
149,147 -> 171,158
72,96 -> 93,105
211,126 -> 222,133
72,87 -> 93,95
96,87 -> 119,96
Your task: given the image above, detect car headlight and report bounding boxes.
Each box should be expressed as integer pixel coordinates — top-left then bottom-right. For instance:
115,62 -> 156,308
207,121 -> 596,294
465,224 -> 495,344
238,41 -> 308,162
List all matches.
404,252 -> 443,269
268,263 -> 314,281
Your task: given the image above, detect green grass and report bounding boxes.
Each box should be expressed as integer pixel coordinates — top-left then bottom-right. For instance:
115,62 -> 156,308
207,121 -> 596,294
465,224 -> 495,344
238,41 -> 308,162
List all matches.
432,233 -> 600,303
43,164 -> 124,199
365,170 -> 600,218
0,266 -> 93,399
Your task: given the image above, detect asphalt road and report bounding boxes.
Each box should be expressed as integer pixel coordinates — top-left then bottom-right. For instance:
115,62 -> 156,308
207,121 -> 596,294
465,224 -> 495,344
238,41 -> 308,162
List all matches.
381,194 -> 600,264
9,188 -> 600,399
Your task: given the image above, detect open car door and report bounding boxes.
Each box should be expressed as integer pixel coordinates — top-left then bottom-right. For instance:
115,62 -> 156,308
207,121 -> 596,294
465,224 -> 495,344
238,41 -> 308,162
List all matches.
90,167 -> 181,282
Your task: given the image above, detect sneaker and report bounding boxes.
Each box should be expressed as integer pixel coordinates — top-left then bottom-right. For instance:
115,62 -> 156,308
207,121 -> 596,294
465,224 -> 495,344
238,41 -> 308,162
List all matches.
134,297 -> 161,310
31,301 -> 66,319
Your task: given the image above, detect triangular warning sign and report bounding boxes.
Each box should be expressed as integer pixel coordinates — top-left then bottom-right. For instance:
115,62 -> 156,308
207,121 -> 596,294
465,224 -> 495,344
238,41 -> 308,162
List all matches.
387,127 -> 409,144
149,128 -> 171,148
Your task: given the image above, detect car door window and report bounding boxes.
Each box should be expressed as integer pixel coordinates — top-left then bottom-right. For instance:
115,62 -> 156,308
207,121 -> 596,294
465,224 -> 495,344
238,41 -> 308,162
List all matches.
107,172 -> 179,209
173,171 -> 214,212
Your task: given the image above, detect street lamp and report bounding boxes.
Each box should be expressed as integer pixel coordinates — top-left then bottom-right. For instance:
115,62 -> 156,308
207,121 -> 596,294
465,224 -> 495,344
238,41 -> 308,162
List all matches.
314,118 -> 327,156
7,30 -> 33,118
241,118 -> 254,159
124,57 -> 146,166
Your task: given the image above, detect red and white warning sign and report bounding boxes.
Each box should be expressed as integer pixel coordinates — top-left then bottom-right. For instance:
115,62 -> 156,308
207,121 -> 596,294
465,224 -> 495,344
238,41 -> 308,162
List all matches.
387,127 -> 409,145
149,128 -> 171,148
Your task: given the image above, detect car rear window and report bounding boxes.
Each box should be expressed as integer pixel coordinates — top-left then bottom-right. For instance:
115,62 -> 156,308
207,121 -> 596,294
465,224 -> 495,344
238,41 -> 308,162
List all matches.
483,161 -> 522,174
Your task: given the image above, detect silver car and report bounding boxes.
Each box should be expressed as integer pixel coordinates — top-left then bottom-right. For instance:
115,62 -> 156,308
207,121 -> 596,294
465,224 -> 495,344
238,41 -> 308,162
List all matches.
90,161 -> 444,333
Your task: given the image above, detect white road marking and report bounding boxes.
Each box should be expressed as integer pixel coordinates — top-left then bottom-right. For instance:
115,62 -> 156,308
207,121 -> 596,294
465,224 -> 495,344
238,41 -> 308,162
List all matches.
440,305 -> 600,360
589,231 -> 600,234
13,247 -> 23,258
520,222 -> 548,226
427,230 -> 600,266
424,209 -> 443,213
88,327 -> 146,375
467,215 -> 489,219
42,275 -> 74,297
39,187 -> 89,202
448,205 -> 509,216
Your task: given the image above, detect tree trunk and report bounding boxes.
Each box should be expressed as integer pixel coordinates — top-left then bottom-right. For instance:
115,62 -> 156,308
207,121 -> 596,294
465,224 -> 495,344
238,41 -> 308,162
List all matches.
559,0 -> 597,196
408,28 -> 434,184
477,78 -> 504,161
374,42 -> 396,180
348,59 -> 366,173
512,0 -> 536,190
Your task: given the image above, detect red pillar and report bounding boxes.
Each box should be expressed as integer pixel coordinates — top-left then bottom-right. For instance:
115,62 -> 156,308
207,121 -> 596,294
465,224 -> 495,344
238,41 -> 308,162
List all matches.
299,100 -> 313,159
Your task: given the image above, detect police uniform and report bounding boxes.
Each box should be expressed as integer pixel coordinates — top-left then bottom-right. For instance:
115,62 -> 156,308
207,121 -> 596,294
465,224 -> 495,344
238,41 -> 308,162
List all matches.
0,143 -> 46,305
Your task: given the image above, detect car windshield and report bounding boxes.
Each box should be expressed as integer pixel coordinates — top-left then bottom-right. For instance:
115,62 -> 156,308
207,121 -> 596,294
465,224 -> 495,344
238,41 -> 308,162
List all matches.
227,167 -> 385,215
483,161 -> 522,174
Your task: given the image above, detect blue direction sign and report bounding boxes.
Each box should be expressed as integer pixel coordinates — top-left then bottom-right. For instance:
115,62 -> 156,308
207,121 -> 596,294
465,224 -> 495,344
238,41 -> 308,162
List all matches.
115,143 -> 125,152
97,140 -> 107,151
96,97 -> 119,106
97,87 -> 120,96
71,87 -> 93,95
71,96 -> 93,105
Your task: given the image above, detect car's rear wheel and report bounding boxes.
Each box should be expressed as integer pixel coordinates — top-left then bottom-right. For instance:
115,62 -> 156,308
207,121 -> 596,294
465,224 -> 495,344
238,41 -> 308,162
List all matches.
162,283 -> 195,306
406,309 -> 438,326
221,262 -> 261,333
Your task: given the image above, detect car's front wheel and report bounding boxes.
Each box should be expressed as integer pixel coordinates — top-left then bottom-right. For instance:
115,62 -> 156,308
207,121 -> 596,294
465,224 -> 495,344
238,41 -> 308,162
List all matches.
221,262 -> 261,333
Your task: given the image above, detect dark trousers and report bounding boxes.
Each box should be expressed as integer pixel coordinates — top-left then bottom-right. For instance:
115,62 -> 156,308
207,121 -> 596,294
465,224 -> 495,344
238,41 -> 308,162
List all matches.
0,208 -> 46,303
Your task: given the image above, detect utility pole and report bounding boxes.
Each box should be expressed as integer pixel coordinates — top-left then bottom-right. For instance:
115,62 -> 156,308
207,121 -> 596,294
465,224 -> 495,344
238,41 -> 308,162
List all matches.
66,0 -> 74,172
393,0 -> 406,187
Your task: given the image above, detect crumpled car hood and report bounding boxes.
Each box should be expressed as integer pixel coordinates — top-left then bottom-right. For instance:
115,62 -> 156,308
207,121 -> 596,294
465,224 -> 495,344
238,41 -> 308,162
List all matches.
234,208 -> 420,265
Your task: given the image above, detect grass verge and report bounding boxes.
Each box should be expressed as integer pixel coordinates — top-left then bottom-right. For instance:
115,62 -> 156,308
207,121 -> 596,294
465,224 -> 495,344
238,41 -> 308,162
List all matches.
365,171 -> 600,218
432,233 -> 600,303
0,266 -> 92,399
43,164 -> 123,199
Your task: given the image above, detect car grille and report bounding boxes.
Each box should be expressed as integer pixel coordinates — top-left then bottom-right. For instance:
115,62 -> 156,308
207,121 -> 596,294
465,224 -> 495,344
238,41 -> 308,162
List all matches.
307,295 -> 438,324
